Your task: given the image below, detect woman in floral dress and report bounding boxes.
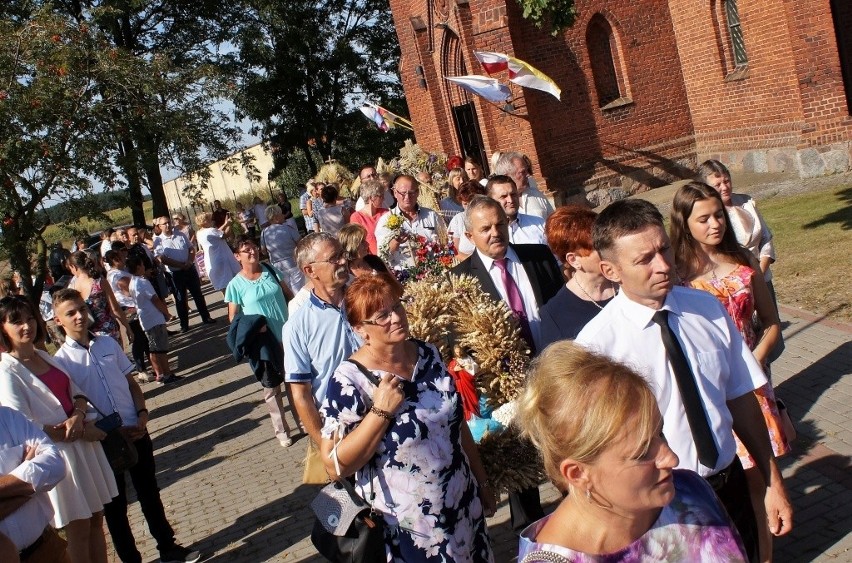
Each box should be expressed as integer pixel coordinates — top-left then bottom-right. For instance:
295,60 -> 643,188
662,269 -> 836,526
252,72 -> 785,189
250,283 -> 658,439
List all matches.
67,251 -> 130,346
320,273 -> 494,562
671,181 -> 790,562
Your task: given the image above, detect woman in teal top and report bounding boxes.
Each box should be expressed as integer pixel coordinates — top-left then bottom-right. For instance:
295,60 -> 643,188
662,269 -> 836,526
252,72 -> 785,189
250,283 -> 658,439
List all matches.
225,235 -> 299,446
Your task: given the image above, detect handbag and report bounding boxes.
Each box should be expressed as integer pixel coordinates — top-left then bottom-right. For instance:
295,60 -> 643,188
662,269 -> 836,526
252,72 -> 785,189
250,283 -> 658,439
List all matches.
310,359 -> 386,562
87,400 -> 139,473
310,477 -> 385,563
776,397 -> 797,444
303,439 -> 330,485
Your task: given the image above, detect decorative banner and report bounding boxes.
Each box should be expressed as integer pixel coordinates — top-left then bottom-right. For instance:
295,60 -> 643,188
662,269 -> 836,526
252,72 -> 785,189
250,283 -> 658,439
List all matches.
445,75 -> 512,103
359,102 -> 414,132
474,51 -> 561,100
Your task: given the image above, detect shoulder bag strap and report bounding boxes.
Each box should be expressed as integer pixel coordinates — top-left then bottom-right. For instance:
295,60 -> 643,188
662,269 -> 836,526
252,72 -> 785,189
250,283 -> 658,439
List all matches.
261,262 -> 280,284
345,358 -> 380,387
520,550 -> 570,563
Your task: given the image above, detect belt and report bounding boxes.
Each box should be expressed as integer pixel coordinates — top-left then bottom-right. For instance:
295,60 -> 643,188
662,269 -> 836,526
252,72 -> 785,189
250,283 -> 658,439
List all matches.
19,527 -> 48,560
705,460 -> 736,491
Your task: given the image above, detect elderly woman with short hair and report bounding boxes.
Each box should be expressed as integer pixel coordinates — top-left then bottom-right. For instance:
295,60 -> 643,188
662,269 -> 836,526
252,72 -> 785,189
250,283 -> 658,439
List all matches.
516,342 -> 747,562
259,204 -> 304,292
348,179 -> 388,255
320,273 -> 495,562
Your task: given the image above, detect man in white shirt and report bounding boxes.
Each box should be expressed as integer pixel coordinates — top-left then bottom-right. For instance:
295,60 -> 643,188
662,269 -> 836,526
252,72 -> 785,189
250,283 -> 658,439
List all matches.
252,197 -> 269,230
575,198 -> 793,561
493,151 -> 554,221
374,175 -> 446,269
52,289 -> 200,563
0,406 -> 67,561
486,175 -> 546,245
153,216 -> 216,333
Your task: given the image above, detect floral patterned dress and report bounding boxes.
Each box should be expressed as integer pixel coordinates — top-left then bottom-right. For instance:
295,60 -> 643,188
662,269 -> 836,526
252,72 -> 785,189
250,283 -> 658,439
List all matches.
688,264 -> 791,468
320,340 -> 494,563
518,470 -> 747,562
87,277 -> 121,344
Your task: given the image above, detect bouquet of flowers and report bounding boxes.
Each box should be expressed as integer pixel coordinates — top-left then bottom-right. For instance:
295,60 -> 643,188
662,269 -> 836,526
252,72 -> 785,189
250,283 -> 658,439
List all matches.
386,233 -> 456,285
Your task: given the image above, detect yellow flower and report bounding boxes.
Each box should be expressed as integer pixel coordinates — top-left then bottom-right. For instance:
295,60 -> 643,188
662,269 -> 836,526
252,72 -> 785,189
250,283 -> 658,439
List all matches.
386,214 -> 404,230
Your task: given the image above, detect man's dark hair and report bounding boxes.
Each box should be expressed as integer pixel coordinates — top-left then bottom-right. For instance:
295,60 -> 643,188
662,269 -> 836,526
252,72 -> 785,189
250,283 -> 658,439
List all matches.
593,199 -> 664,259
126,255 -> 144,274
485,175 -> 516,197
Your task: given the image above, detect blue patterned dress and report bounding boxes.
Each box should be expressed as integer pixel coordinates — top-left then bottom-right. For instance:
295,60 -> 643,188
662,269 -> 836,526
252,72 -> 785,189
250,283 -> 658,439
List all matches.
320,340 -> 494,563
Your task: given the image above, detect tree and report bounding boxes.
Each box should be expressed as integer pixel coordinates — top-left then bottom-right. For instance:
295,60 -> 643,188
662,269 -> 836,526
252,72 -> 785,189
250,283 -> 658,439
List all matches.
54,0 -> 249,220
228,0 -> 406,177
515,0 -> 578,35
0,10 -> 129,297
4,1 -> 252,223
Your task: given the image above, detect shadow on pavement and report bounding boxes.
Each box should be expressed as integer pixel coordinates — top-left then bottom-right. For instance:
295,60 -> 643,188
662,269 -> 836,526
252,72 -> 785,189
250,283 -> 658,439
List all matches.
775,440 -> 852,561
200,484 -> 326,563
775,341 -> 851,441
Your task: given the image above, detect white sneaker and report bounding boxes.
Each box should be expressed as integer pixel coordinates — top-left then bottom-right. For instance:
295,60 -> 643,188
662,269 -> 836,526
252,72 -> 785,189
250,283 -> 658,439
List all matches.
136,372 -> 156,384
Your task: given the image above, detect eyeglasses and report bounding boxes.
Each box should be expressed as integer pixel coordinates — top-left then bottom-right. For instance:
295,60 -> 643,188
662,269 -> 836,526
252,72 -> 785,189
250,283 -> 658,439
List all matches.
238,246 -> 258,254
361,300 -> 408,326
310,251 -> 346,266
360,172 -> 378,181
395,190 -> 418,198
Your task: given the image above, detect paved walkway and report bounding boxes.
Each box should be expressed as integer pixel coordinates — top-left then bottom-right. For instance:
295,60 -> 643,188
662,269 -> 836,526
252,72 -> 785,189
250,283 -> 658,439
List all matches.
102,283 -> 851,563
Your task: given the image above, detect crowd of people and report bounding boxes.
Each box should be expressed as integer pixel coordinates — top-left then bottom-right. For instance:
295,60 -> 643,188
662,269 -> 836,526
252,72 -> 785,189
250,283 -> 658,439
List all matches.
0,152 -> 795,562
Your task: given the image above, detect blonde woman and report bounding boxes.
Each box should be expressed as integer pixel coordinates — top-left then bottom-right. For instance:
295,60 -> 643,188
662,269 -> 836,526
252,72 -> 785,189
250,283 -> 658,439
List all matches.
516,342 -> 746,562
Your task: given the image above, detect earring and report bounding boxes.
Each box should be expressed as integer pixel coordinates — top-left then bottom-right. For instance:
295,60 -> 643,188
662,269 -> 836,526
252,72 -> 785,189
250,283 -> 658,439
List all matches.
585,488 -> 592,502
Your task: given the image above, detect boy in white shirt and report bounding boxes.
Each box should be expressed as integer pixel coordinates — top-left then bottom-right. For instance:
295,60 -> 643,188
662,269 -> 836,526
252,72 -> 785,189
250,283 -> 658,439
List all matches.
125,256 -> 180,384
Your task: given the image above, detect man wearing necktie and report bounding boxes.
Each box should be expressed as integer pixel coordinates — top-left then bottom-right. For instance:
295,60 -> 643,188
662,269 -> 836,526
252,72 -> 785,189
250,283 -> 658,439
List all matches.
452,195 -> 563,530
576,199 -> 792,562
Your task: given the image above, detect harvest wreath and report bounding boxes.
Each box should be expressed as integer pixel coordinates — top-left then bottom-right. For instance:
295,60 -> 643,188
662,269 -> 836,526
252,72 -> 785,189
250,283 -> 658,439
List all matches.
403,271 -> 547,493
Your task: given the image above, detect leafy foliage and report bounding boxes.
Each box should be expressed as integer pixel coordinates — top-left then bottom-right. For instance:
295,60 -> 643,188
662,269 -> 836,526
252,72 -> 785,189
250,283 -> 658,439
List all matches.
515,0 -> 578,35
228,0 -> 408,177
0,10 -> 129,295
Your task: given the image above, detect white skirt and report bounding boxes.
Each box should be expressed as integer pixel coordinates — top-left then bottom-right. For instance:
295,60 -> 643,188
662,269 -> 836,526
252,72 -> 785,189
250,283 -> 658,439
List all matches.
49,440 -> 118,528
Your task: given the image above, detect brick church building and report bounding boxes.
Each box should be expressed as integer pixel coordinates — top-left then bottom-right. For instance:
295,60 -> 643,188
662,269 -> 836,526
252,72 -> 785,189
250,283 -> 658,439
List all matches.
388,0 -> 852,203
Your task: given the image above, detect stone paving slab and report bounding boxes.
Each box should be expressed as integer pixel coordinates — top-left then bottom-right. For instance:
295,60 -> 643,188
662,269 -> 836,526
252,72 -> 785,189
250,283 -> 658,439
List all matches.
104,287 -> 851,562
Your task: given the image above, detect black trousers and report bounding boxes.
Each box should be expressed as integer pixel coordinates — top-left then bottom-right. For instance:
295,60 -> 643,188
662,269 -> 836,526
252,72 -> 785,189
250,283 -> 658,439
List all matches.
509,486 -> 545,532
708,458 -> 758,563
103,433 -> 176,563
128,317 -> 149,372
169,267 -> 211,330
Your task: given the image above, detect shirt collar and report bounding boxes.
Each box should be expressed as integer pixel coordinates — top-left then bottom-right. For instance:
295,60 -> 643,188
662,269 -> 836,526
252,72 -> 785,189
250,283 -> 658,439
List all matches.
616,289 -> 682,329
308,289 -> 344,310
64,332 -> 96,350
478,246 -> 519,272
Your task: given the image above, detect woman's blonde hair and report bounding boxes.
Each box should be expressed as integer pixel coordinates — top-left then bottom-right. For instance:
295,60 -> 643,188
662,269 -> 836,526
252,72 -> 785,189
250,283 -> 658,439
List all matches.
338,223 -> 367,259
195,212 -> 212,227
517,342 -> 659,489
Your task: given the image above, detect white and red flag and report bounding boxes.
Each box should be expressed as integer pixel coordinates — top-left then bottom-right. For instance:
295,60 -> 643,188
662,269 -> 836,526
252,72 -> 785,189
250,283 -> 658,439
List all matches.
473,51 -> 561,100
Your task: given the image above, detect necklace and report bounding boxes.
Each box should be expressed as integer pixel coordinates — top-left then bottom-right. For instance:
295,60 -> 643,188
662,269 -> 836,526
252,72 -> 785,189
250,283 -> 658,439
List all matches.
365,343 -> 413,379
572,277 -> 613,310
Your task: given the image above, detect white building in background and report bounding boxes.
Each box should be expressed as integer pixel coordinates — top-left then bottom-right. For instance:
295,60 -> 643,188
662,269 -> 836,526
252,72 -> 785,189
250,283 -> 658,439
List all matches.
161,143 -> 277,214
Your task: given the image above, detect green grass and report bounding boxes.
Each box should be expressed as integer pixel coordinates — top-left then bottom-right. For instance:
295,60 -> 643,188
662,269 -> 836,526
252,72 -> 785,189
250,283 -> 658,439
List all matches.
43,200 -> 155,247
758,185 -> 852,321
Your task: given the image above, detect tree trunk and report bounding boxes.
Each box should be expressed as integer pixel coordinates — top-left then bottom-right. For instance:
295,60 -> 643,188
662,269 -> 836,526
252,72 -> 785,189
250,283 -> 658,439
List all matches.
138,132 -> 168,218
117,136 -> 147,226
301,143 -> 318,177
